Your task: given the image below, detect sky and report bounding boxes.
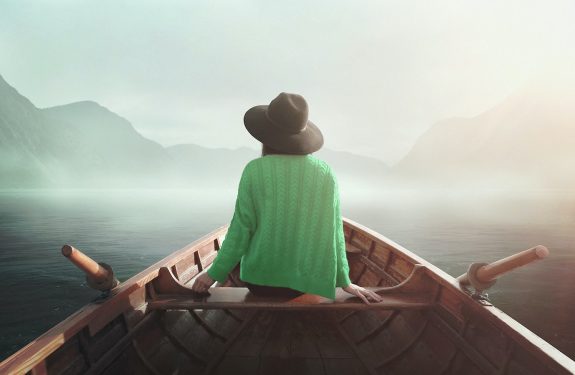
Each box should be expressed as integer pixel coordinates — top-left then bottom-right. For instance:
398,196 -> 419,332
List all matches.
1,0 -> 574,165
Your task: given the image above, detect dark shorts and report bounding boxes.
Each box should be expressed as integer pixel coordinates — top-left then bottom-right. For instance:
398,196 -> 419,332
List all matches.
243,280 -> 305,299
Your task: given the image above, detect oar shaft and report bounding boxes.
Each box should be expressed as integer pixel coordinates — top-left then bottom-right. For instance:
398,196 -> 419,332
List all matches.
476,246 -> 549,282
61,245 -> 110,282
459,245 -> 549,287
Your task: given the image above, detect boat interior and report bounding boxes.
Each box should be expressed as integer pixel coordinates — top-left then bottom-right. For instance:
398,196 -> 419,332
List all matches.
5,220 -> 571,375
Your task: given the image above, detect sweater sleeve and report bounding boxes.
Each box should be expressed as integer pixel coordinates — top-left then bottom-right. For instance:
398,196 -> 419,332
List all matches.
333,173 -> 352,288
207,164 -> 256,282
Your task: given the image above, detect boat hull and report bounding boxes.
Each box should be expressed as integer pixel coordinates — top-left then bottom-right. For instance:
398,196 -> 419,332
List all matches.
1,218 -> 573,375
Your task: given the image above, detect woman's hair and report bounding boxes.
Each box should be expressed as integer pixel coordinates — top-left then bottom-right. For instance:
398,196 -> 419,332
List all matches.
261,143 -> 300,156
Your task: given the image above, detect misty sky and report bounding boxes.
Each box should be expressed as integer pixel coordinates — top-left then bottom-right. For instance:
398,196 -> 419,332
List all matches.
1,0 -> 574,164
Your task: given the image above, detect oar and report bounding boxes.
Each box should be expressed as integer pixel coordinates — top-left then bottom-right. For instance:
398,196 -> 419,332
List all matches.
458,245 -> 549,293
62,245 -> 120,292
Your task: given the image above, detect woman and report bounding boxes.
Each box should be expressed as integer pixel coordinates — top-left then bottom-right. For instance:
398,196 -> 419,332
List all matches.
191,92 -> 382,304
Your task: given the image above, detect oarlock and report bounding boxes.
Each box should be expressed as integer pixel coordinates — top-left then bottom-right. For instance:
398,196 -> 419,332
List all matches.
62,244 -> 120,296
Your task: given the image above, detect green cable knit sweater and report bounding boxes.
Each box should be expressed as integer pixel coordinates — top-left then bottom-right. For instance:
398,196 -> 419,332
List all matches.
206,154 -> 352,299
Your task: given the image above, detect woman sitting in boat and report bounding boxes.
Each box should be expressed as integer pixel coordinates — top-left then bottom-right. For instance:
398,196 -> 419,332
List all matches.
191,92 -> 383,304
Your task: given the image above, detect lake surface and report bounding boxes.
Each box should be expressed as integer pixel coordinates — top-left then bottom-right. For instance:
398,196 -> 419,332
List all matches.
0,188 -> 574,362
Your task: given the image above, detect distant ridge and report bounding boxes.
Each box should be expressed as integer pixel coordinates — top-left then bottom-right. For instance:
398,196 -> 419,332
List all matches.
392,87 -> 575,188
6,72 -> 572,190
0,74 -> 388,188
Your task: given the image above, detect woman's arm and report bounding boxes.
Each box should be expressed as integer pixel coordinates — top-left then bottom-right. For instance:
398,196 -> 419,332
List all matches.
331,170 -> 383,304
333,173 -> 352,288
206,164 -> 257,282
192,165 -> 255,293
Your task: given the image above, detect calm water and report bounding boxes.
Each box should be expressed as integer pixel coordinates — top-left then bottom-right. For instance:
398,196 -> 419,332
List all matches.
0,188 -> 574,361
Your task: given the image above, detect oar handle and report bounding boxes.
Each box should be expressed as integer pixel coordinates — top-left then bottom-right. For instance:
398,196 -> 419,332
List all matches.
62,245 -> 119,291
458,245 -> 549,290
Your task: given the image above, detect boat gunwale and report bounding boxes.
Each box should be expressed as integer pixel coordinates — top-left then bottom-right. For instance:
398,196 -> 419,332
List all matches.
0,226 -> 228,375
1,219 -> 574,374
343,217 -> 575,373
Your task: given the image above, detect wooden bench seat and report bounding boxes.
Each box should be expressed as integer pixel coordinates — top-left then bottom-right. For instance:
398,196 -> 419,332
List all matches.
148,287 -> 434,311
149,264 -> 437,311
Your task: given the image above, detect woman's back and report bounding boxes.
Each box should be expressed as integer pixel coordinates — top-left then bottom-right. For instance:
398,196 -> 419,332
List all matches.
246,155 -> 350,295
207,154 -> 351,299
195,92 -> 381,304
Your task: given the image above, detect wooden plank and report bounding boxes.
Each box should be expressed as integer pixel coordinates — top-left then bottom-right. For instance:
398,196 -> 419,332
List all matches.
288,313 -> 322,358
187,310 -> 228,341
438,350 -> 458,375
324,358 -> 372,375
131,340 -> 162,375
203,311 -> 261,375
387,254 -> 415,281
178,314 -> 222,362
30,361 -> 47,375
312,316 -> 355,359
226,311 -> 277,357
80,316 -> 127,365
2,226 -> 230,375
149,287 -> 434,311
350,231 -> 373,252
434,304 -> 465,334
462,315 -> 509,369
437,287 -> 464,321
345,242 -> 364,254
98,347 -> 135,375
358,267 -> 386,287
173,254 -> 201,285
161,322 -> 207,365
348,254 -> 367,282
343,226 -> 353,242
375,320 -> 429,368
369,242 -> 392,269
343,218 -> 575,374
357,255 -> 400,285
427,310 -> 497,374
418,318 -> 458,369
83,311 -> 157,375
197,240 -> 217,259
45,336 -> 87,375
211,356 -> 260,375
338,310 -> 359,324
333,313 -> 379,375
356,310 -> 398,345
198,309 -> 242,340
450,351 -> 485,375
258,358 -> 325,375
5,218 -> 575,375
505,345 -> 557,375
259,312 -> 294,358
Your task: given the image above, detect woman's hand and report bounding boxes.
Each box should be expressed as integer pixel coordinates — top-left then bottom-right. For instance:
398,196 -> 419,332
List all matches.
191,272 -> 216,294
342,283 -> 384,304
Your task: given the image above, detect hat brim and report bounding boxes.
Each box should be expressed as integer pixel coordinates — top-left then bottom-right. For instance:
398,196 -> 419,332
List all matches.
244,105 -> 324,154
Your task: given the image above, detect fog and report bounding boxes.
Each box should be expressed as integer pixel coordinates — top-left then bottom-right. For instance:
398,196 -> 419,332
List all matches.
1,0 -> 575,164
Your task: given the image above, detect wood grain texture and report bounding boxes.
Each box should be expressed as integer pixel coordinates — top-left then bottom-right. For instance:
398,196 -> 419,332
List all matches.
3,220 -> 575,375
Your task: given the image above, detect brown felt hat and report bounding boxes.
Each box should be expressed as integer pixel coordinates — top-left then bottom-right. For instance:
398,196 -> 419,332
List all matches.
244,92 -> 324,154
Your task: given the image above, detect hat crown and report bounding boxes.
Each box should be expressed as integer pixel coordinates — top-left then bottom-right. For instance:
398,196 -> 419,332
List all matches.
266,92 -> 308,134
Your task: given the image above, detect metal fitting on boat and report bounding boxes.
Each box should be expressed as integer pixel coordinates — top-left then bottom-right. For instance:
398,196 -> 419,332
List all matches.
85,262 -> 119,291
464,262 -> 497,292
62,245 -> 120,292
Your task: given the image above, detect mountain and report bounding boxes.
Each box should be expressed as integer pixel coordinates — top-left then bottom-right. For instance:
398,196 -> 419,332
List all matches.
393,87 -> 575,188
315,148 -> 389,187
166,144 -> 258,188
0,74 -> 388,188
0,74 -> 56,186
166,145 -> 390,190
43,101 -> 177,187
0,74 -> 179,187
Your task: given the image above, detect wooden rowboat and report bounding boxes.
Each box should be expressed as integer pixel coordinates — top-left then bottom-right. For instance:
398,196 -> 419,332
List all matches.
1,218 -> 574,375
